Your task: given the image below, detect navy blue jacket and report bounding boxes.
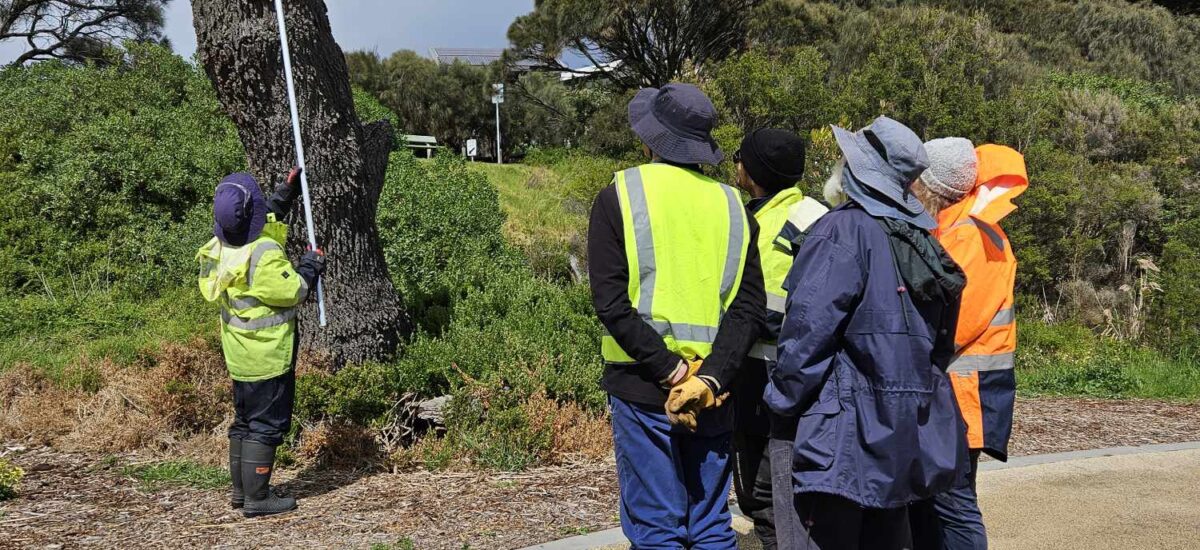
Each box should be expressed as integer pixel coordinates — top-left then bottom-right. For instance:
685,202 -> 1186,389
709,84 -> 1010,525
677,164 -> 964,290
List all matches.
765,203 -> 968,509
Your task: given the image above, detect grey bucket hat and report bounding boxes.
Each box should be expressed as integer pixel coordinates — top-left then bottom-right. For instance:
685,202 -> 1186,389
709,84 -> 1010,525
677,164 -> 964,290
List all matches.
832,116 -> 934,228
628,83 -> 723,165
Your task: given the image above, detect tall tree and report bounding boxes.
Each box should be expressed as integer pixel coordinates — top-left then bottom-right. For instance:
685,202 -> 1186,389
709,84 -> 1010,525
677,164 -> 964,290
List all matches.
508,0 -> 760,89
192,0 -> 409,366
0,0 -> 169,66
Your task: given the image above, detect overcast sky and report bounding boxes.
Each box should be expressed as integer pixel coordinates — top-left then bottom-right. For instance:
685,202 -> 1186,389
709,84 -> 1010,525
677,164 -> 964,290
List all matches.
1,0 -> 535,64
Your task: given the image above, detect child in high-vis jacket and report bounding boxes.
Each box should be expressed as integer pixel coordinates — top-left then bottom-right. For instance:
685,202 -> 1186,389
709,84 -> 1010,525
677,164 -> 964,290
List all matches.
197,168 -> 325,518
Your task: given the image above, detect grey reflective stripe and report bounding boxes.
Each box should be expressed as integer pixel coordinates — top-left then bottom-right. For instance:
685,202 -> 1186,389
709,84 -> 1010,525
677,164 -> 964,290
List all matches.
624,168 -> 657,316
228,296 -> 263,310
952,218 -> 1005,251
975,221 -> 1005,252
246,241 -> 283,288
766,292 -> 787,314
645,319 -> 719,344
296,277 -> 310,302
991,307 -> 1015,326
199,259 -> 216,278
719,184 -> 746,306
221,307 -> 296,330
948,352 -> 1015,373
749,341 -> 777,361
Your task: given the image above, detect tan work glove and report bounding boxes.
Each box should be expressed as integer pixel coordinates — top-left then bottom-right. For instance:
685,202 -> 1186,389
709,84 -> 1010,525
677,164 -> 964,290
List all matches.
665,360 -> 728,431
662,358 -> 703,387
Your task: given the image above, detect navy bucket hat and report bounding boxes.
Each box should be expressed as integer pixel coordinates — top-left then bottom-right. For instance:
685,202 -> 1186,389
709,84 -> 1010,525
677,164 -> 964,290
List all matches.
213,172 -> 267,247
628,83 -> 723,165
832,116 -> 935,229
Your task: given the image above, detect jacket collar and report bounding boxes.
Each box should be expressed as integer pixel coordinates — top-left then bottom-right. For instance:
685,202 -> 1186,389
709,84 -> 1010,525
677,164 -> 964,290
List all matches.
937,144 -> 1028,232
750,187 -> 802,215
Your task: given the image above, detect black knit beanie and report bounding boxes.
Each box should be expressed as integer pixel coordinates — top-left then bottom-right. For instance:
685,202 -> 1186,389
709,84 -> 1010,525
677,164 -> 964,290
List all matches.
739,128 -> 806,193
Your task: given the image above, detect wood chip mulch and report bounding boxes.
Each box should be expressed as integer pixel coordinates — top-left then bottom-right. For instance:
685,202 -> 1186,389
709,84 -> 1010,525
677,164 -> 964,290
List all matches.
2,396 -> 1198,549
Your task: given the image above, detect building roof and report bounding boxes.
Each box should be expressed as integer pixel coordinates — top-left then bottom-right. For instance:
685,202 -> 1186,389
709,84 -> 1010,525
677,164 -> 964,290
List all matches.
429,48 -> 538,69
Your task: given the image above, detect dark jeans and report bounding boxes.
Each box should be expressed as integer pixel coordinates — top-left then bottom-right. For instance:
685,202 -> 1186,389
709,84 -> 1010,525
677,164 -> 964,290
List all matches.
912,450 -> 986,550
733,430 -> 776,550
768,437 -> 806,550
795,492 -> 913,550
229,367 -> 295,447
732,357 -> 777,548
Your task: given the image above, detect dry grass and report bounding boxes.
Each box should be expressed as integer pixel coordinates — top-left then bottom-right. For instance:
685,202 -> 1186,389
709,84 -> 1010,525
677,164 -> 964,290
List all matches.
296,420 -> 381,469
0,338 -> 232,463
529,393 -> 613,461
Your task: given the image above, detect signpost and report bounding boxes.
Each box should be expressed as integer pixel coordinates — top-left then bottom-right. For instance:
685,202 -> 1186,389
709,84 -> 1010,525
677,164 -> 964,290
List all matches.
491,83 -> 504,165
466,138 -> 478,161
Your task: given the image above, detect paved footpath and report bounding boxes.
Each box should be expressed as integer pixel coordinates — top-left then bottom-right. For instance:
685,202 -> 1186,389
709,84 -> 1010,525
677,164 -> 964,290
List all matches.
526,442 -> 1200,550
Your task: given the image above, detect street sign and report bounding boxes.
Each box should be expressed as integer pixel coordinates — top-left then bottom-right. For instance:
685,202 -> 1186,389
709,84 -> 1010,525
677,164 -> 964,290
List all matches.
466,139 -> 478,158
491,83 -> 505,104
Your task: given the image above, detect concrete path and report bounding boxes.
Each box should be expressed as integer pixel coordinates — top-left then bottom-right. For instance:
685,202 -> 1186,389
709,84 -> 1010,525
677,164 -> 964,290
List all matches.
524,442 -> 1200,550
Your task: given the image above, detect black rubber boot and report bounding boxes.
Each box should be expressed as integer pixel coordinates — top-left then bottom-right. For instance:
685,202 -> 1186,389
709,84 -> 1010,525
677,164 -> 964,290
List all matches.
229,438 -> 244,509
241,441 -> 297,518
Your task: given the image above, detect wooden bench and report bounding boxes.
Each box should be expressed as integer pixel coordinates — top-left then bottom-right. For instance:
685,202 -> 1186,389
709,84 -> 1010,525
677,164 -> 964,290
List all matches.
403,135 -> 442,158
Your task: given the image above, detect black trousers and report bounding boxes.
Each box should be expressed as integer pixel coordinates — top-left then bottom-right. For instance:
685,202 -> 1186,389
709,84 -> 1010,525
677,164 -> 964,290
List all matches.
229,367 -> 295,447
732,357 -> 777,549
795,492 -> 913,550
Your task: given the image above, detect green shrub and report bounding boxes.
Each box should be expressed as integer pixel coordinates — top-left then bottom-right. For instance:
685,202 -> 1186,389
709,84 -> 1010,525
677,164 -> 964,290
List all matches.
376,153 -> 524,332
0,43 -> 244,300
442,380 -> 553,471
0,458 -> 22,500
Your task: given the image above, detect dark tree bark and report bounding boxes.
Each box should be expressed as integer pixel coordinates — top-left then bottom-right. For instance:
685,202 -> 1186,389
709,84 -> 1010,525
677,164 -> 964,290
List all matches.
192,0 -> 409,366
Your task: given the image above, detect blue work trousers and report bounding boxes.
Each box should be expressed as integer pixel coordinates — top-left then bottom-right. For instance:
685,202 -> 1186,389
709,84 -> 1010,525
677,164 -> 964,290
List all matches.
609,395 -> 736,550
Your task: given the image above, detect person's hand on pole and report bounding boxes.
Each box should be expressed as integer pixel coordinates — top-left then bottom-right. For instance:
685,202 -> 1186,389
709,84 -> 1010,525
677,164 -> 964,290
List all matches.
287,166 -> 302,188
301,246 -> 326,276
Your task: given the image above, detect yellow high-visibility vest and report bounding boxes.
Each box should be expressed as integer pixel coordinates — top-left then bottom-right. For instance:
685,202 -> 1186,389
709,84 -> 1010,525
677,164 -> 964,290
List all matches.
197,214 -> 308,381
601,164 -> 750,364
747,187 -> 827,362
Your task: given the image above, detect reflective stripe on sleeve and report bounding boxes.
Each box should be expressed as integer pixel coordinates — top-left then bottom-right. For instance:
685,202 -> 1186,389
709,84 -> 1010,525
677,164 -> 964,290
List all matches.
296,276 -> 310,302
220,307 -> 296,330
991,307 -> 1015,326
948,352 -> 1015,373
766,292 -> 787,314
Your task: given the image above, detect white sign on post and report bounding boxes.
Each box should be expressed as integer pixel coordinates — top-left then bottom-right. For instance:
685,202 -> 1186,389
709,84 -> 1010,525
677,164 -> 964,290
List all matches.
466,139 -> 478,158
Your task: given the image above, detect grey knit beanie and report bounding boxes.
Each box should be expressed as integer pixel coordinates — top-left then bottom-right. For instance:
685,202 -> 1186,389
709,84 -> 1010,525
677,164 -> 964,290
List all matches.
919,137 -> 978,201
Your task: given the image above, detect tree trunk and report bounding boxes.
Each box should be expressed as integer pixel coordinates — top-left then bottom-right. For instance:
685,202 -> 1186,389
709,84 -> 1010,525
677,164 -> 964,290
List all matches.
192,0 -> 409,366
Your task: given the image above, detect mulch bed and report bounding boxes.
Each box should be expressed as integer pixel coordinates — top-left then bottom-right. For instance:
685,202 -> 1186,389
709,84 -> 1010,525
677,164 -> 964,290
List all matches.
2,396 -> 1198,549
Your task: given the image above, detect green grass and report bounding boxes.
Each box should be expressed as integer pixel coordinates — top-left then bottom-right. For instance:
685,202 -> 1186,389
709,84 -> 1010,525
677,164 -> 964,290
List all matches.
370,539 -> 416,550
1017,319 -> 1200,400
122,460 -> 230,491
469,163 -> 586,251
0,285 -> 213,379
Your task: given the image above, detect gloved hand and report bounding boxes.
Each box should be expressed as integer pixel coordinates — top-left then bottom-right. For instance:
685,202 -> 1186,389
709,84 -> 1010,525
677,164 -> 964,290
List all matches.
287,166 -> 302,187
661,358 -> 702,388
300,247 -> 326,277
665,362 -> 728,431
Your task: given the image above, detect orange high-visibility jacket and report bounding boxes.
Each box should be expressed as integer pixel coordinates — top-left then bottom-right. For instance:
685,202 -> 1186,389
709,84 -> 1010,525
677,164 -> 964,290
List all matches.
933,144 -> 1027,462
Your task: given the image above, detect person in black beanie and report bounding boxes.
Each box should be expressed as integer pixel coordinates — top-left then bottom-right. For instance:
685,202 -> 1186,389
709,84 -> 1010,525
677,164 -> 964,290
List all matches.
732,128 -> 829,550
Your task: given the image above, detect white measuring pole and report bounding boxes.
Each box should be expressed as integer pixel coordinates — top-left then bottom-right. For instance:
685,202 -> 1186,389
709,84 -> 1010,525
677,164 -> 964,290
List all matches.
274,0 -> 327,327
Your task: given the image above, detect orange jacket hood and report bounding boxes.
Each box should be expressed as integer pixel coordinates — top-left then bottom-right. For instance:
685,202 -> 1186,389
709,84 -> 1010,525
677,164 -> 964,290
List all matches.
937,144 -> 1028,230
